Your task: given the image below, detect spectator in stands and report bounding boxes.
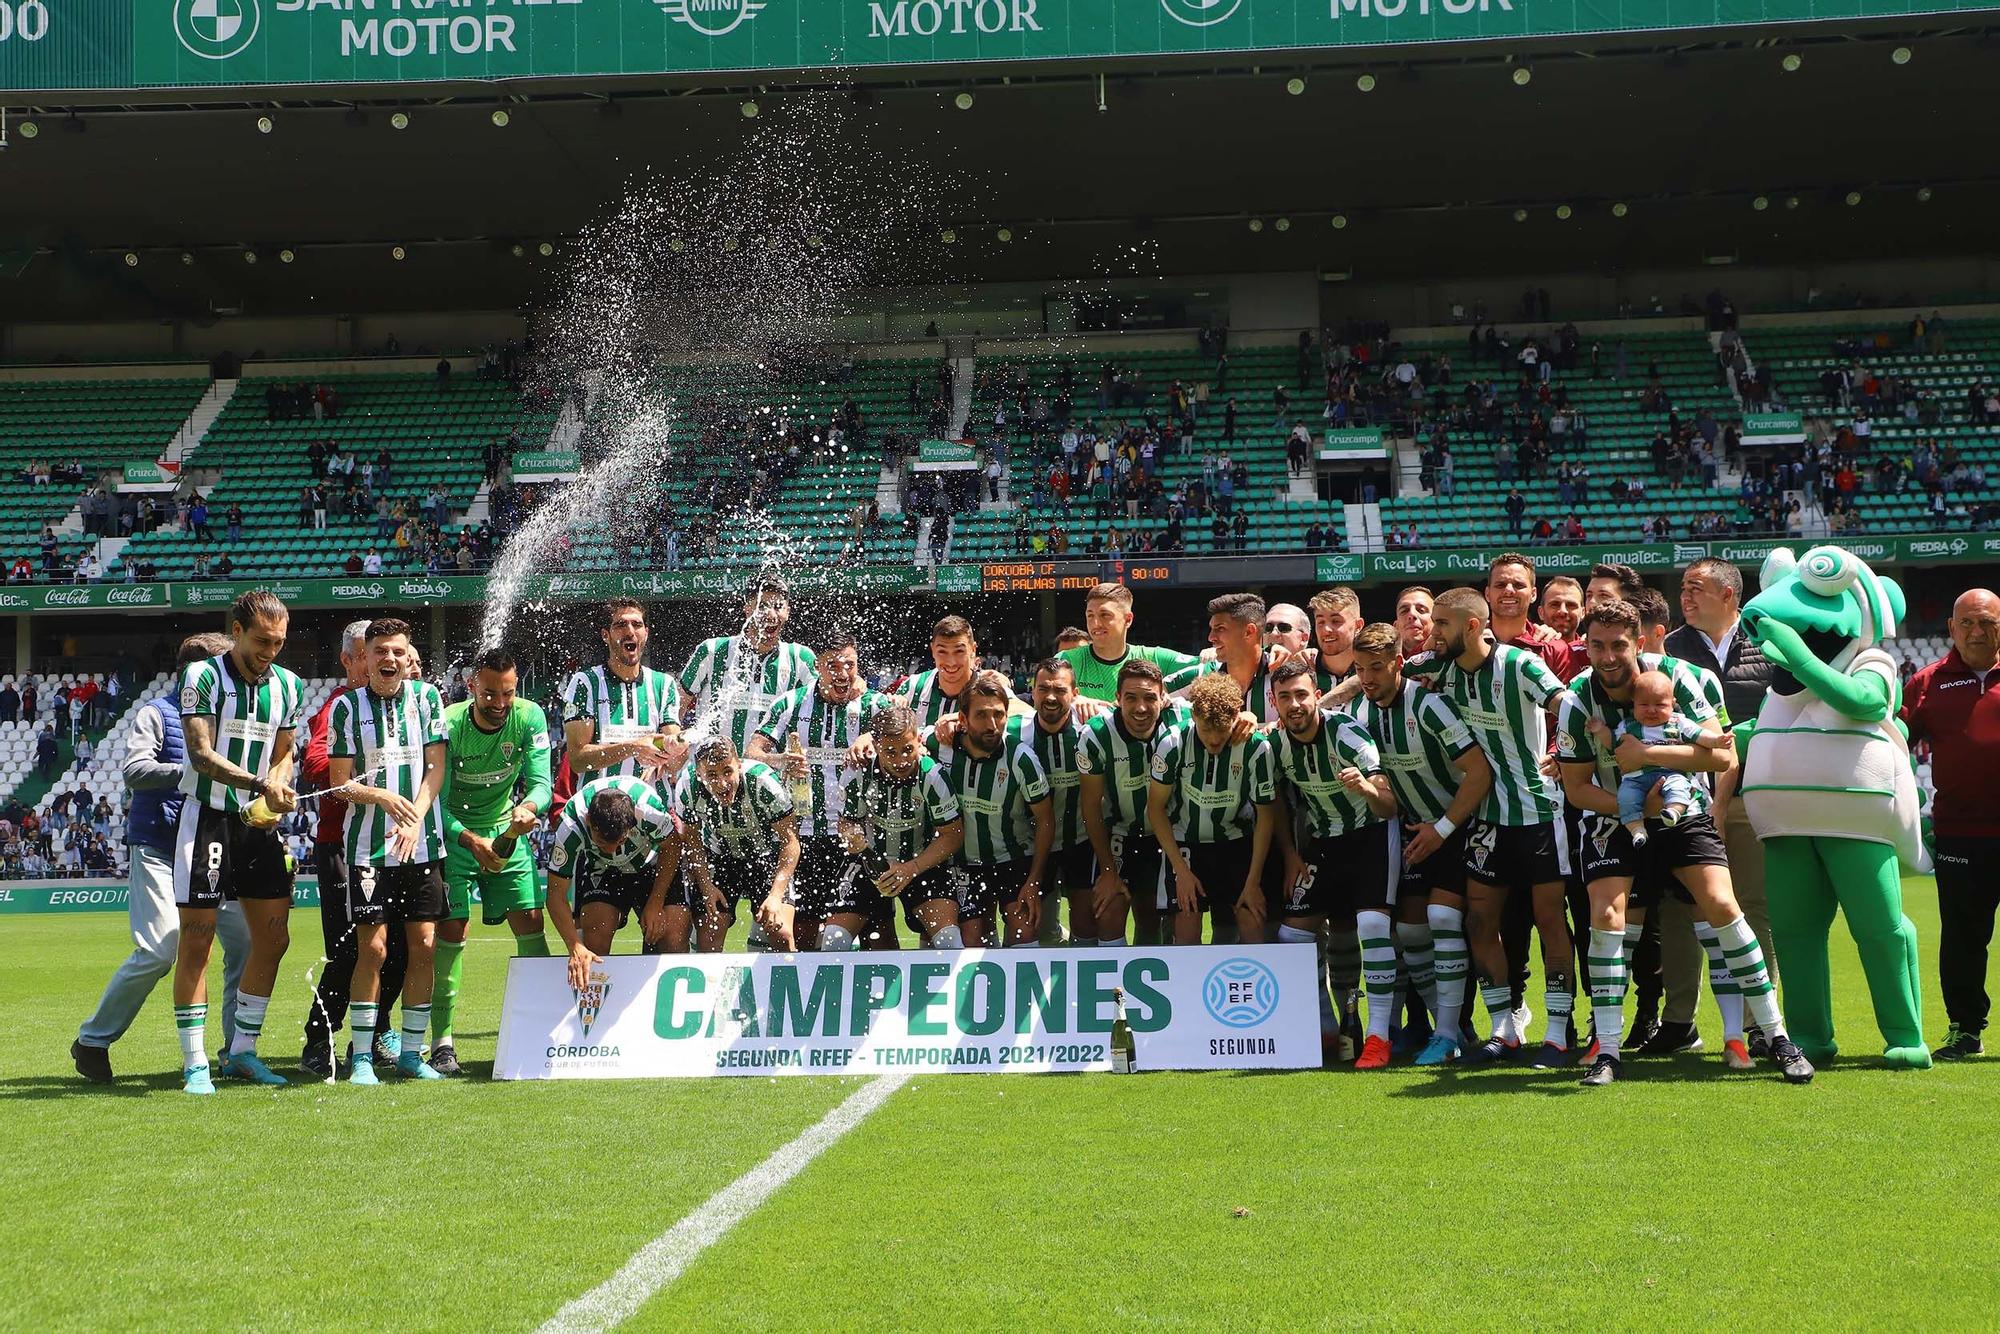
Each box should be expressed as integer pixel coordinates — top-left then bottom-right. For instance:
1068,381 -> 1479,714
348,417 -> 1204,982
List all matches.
225,504 -> 243,544
212,553 -> 237,579
342,551 -> 364,576
75,734 -> 94,771
72,551 -> 97,584
132,556 -> 160,581
35,725 -> 57,782
0,679 -> 16,723
187,496 -> 211,543
362,548 -> 384,576
1304,520 -> 1332,552
189,552 -> 212,581
1505,487 -> 1527,537
436,356 -> 453,389
9,556 -> 30,584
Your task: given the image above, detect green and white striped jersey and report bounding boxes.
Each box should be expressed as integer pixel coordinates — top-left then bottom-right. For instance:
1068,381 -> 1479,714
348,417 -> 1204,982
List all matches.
755,685 -> 887,837
679,636 -> 818,755
1149,721 -> 1277,843
1426,644 -> 1567,826
1006,712 -> 1089,851
328,681 -> 450,867
1554,653 -> 1721,811
1074,703 -> 1192,834
562,665 -> 684,781
1270,709 -> 1385,838
176,653 -> 306,813
838,755 -> 960,864
928,736 -> 1051,865
548,774 -> 678,878
896,669 -> 976,728
1349,679 -> 1479,826
1165,659 -> 1281,724
673,760 -> 795,863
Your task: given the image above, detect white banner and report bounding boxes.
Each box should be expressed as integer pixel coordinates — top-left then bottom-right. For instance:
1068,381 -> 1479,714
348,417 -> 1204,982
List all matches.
494,944 -> 1317,1079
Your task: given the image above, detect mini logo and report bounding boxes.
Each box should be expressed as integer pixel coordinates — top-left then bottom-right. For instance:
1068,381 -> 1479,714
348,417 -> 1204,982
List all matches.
173,0 -> 260,59
1161,0 -> 1242,26
655,0 -> 765,37
576,968 -> 612,1035
1203,957 -> 1279,1028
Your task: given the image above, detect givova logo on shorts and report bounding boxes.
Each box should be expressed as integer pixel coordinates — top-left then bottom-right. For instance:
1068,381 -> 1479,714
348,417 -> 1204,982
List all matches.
174,0 -> 259,58
1203,957 -> 1278,1028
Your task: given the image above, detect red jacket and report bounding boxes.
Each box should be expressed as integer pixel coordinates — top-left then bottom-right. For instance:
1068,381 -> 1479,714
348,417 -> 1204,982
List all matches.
303,693 -> 350,846
1901,647 -> 2000,838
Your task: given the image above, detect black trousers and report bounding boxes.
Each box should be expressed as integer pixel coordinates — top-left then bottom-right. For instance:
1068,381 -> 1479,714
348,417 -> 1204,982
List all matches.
1936,835 -> 2000,1032
300,843 -> 407,1051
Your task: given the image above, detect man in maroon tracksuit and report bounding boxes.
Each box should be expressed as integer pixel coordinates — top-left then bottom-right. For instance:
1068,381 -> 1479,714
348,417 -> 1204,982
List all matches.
1901,588 -> 2000,1060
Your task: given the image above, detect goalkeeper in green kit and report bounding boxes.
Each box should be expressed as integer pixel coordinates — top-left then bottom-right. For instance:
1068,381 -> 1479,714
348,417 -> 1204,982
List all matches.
428,648 -> 553,1076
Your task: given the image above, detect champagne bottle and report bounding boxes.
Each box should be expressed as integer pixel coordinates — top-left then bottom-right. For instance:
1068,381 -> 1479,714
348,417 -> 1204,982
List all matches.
859,841 -> 892,893
241,793 -> 280,829
785,731 -> 814,811
491,829 -> 520,858
1110,986 -> 1136,1074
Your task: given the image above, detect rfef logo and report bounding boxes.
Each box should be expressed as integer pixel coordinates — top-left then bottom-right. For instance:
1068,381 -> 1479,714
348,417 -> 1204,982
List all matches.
1202,957 -> 1278,1028
174,0 -> 260,59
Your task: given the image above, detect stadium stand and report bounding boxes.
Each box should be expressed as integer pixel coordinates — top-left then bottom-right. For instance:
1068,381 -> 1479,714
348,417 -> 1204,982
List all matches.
0,376 -> 209,575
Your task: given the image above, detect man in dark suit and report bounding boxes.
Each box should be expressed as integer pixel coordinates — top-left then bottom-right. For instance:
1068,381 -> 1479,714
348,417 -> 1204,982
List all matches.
1657,556 -> 1776,1055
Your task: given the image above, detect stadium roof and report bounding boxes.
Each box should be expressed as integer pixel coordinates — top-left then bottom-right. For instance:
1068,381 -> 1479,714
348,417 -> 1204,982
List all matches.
3,21 -> 1997,321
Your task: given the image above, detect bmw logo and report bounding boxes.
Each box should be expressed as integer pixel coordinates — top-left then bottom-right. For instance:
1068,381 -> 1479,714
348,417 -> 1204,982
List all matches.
174,0 -> 260,60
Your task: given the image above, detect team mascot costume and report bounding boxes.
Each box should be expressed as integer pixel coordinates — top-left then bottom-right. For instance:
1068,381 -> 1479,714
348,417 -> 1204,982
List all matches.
1737,544 -> 1932,1070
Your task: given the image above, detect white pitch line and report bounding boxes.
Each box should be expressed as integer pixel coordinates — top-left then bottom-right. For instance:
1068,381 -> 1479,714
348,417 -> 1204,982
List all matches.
538,1074 -> 910,1333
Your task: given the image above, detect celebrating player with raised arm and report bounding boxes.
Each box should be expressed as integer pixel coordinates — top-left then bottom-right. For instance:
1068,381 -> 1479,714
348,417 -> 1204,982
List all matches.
679,576 -> 818,754
931,670 -> 1054,948
1149,671 -> 1279,948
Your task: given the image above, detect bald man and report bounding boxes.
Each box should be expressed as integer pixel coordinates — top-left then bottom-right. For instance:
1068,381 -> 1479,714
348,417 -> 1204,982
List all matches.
1902,588 -> 2000,1059
1263,603 -> 1312,661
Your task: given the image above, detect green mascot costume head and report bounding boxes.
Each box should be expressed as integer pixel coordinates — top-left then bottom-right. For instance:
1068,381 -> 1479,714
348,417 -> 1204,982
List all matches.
1738,543 -> 1932,1069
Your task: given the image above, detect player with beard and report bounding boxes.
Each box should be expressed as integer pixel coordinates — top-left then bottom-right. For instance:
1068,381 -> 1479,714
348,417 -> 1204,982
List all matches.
1423,588 -> 1577,1064
564,600 -> 683,784
750,633 -> 888,948
1540,576 -> 1584,640
931,671 -> 1053,948
428,647 -> 554,1076
1555,599 -> 1812,1086
1265,660 -> 1401,1065
1078,660 -> 1188,947
1349,623 -> 1494,1064
1169,593 -> 1280,723
833,704 -> 965,950
1006,658 -> 1093,944
679,576 -> 819,756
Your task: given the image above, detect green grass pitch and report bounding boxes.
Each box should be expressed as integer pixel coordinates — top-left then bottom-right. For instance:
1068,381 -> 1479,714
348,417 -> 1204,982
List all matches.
4,879 -> 1998,1331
